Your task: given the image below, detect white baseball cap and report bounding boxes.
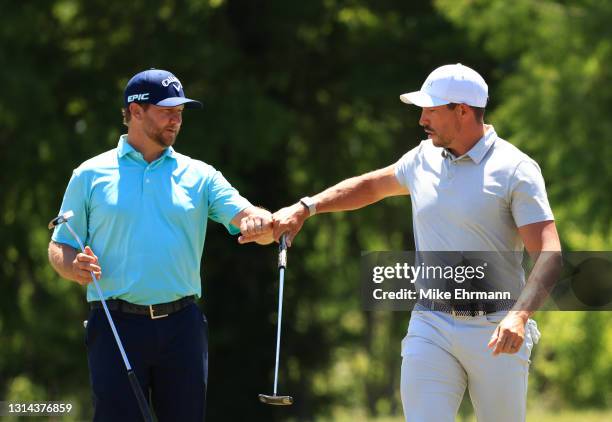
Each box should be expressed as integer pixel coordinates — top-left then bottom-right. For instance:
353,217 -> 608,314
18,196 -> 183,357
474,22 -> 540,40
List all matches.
400,63 -> 488,108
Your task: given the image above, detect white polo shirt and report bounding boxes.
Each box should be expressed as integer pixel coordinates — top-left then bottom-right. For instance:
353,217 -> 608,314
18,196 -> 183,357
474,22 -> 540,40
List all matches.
395,126 -> 554,290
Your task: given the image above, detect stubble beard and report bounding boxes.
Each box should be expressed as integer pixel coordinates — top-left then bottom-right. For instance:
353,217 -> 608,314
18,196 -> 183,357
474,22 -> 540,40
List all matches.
426,128 -> 451,148
431,135 -> 450,148
145,123 -> 180,149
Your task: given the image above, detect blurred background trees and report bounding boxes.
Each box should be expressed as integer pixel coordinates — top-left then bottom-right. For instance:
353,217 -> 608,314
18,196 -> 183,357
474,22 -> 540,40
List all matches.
0,0 -> 610,420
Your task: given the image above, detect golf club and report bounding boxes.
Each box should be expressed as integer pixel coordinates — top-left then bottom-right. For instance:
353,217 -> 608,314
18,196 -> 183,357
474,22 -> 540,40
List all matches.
48,210 -> 154,422
259,233 -> 294,406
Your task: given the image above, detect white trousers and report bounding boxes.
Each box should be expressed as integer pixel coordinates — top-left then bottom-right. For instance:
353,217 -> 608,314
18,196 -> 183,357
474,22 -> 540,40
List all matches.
400,305 -> 540,422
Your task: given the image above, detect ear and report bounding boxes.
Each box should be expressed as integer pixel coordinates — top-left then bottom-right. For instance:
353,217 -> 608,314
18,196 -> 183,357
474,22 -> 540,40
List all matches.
129,103 -> 144,120
458,104 -> 471,119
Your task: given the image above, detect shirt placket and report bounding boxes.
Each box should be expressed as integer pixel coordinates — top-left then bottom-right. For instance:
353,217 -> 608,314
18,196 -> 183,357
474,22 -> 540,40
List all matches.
144,164 -> 152,187
448,157 -> 457,181
440,151 -> 456,189
141,157 -> 164,196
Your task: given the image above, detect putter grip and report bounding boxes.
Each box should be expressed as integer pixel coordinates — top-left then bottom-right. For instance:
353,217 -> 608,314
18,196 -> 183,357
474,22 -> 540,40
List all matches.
128,370 -> 154,422
278,234 -> 288,269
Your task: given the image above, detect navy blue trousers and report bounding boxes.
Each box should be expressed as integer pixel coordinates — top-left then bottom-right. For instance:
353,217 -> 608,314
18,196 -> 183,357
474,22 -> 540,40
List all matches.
85,303 -> 208,422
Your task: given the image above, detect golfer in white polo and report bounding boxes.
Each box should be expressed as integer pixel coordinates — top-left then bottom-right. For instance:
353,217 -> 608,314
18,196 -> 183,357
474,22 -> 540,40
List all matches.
261,63 -> 562,421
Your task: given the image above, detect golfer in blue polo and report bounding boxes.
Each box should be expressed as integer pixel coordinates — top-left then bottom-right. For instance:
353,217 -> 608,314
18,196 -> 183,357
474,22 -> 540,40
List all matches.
48,69 -> 272,421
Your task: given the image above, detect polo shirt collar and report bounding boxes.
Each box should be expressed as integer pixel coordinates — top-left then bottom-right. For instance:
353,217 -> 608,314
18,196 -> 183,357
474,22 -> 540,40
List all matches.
465,125 -> 497,164
117,135 -> 135,158
117,134 -> 176,160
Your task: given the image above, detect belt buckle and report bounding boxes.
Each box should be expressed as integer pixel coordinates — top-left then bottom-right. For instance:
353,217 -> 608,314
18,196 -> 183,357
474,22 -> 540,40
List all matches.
451,307 -> 466,318
450,306 -> 471,319
149,305 -> 168,319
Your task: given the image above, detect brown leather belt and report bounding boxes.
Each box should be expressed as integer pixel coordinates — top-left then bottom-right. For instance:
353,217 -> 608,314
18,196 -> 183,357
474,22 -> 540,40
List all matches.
89,296 -> 196,319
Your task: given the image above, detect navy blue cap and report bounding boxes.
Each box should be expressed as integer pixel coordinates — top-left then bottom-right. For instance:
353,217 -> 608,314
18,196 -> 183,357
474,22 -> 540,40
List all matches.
124,69 -> 203,109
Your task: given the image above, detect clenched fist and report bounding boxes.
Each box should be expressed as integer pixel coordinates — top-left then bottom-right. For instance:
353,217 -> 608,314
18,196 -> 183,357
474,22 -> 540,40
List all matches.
72,246 -> 102,285
238,209 -> 274,245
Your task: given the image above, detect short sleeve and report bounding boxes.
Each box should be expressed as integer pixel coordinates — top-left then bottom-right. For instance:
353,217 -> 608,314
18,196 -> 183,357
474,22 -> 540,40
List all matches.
509,160 -> 554,227
51,170 -> 90,250
394,144 -> 420,191
207,170 -> 252,235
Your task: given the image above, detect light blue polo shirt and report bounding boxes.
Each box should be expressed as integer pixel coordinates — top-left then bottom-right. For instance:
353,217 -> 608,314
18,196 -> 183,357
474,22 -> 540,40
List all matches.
52,135 -> 252,305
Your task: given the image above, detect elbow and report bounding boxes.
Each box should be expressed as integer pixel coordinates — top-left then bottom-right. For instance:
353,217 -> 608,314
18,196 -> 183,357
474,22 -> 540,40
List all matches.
541,250 -> 564,288
359,177 -> 383,205
47,241 -> 63,273
47,241 -> 55,264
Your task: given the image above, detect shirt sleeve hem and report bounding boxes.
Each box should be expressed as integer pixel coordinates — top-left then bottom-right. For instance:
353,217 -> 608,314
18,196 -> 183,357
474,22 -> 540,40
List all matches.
515,214 -> 555,228
50,234 -> 80,251
226,202 -> 253,235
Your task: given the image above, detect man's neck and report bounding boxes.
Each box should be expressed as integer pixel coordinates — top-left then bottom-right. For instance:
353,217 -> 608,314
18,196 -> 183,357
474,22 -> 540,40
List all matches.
448,124 -> 488,157
126,129 -> 165,163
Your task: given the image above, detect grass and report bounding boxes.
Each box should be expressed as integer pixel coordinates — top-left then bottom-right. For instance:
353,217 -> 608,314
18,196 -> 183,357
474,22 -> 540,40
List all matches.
318,408 -> 612,422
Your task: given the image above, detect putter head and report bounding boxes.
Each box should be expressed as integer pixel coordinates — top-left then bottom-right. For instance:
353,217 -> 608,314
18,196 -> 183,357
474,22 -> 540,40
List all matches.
258,394 -> 293,406
48,210 -> 74,230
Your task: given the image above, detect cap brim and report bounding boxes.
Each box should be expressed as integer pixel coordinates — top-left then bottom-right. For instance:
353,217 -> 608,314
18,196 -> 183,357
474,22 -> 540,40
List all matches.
156,97 -> 203,109
399,91 -> 449,107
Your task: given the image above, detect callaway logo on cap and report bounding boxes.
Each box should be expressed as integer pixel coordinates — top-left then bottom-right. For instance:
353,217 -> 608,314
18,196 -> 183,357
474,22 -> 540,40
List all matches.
124,68 -> 203,109
400,63 -> 488,108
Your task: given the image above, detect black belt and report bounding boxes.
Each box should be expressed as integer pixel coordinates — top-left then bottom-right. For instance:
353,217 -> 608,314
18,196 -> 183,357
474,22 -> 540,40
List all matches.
90,296 -> 196,319
417,299 -> 515,317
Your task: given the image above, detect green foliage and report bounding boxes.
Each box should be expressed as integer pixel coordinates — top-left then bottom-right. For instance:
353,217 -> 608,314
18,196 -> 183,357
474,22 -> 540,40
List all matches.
436,0 -> 612,410
437,0 -> 612,244
531,312 -> 612,408
1,0 -> 610,420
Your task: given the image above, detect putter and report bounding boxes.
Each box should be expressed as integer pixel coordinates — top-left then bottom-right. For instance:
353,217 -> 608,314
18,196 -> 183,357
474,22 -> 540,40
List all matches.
259,233 -> 294,406
48,211 -> 154,422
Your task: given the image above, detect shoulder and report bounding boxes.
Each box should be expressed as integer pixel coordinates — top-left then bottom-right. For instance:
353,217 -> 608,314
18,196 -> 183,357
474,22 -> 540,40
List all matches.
489,136 -> 542,173
397,139 -> 440,164
169,151 -> 221,186
399,138 -> 435,158
73,148 -> 119,177
419,138 -> 441,156
171,151 -> 215,174
411,138 -> 436,154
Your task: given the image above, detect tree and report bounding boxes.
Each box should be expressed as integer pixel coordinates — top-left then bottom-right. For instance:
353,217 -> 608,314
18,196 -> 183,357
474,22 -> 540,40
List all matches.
436,0 -> 612,409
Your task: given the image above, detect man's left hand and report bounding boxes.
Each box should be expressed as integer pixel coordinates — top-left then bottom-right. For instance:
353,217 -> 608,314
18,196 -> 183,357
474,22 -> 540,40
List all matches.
487,312 -> 528,356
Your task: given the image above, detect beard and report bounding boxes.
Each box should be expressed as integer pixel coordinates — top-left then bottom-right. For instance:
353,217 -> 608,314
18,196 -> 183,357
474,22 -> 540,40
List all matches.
430,133 -> 448,147
424,125 -> 455,149
144,122 -> 180,148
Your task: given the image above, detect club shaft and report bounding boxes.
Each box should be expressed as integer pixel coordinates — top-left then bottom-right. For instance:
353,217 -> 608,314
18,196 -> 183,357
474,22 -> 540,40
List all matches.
89,277 -> 132,370
65,223 -> 133,371
60,219 -> 153,421
273,266 -> 285,396
129,370 -> 154,422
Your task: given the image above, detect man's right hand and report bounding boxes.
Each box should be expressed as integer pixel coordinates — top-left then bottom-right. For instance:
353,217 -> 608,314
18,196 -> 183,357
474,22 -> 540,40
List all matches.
72,246 -> 101,285
272,203 -> 309,247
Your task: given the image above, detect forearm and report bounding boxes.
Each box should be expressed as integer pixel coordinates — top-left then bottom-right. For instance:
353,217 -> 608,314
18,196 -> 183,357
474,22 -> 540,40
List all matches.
271,165 -> 407,245
273,174 -> 385,235
311,165 -> 407,214
510,251 -> 563,322
312,175 -> 383,214
48,241 -> 79,282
